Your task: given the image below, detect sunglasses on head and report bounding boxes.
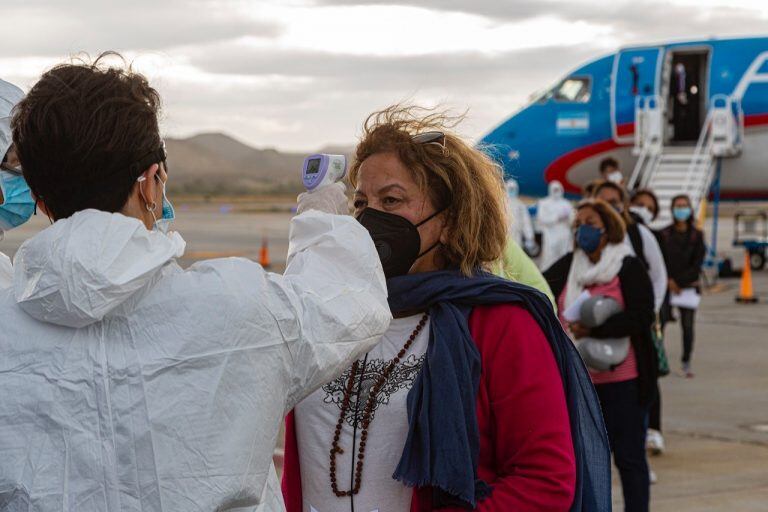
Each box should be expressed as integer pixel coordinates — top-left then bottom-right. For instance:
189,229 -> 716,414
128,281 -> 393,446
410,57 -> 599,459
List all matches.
412,131 -> 448,156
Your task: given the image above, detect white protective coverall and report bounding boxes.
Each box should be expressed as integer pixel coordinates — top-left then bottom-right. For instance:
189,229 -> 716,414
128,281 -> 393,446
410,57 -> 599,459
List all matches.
505,179 -> 535,251
0,78 -> 26,287
0,251 -> 11,286
0,207 -> 391,511
626,222 -> 668,313
537,180 -> 574,271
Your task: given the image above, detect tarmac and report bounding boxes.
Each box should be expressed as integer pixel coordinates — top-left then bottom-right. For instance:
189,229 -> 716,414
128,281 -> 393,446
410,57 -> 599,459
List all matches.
2,209 -> 768,511
629,271 -> 768,511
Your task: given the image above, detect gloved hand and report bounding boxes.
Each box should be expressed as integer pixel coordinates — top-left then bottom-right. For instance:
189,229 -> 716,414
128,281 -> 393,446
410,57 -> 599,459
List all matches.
296,182 -> 350,216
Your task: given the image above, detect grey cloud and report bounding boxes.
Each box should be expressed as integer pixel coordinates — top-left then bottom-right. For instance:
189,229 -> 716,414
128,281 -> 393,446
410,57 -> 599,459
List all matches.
566,4 -> 768,43
167,43 -> 597,148
313,0 -> 551,21
0,0 -> 282,58
315,0 -> 768,42
186,43 -> 595,93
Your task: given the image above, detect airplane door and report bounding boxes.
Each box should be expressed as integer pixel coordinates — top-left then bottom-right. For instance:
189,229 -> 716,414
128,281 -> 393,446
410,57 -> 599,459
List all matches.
611,47 -> 663,143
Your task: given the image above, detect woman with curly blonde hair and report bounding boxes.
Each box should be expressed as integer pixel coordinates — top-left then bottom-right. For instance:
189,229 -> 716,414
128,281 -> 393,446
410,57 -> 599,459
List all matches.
282,105 -> 610,512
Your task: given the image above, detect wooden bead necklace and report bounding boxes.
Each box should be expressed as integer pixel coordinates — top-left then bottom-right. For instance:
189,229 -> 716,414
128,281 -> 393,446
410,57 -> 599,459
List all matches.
329,313 -> 429,497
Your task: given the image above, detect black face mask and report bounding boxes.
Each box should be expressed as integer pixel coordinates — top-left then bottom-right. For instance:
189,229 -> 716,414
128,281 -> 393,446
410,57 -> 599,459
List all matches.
356,207 -> 444,279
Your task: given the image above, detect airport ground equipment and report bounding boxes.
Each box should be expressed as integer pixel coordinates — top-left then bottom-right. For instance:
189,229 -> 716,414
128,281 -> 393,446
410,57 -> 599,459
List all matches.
733,211 -> 768,271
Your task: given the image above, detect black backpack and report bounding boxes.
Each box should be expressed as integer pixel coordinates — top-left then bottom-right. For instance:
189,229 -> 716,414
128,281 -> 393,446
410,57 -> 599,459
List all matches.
627,222 -> 649,270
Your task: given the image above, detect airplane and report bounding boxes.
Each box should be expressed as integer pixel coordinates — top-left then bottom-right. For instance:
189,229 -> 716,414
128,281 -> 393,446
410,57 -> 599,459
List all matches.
481,35 -> 768,220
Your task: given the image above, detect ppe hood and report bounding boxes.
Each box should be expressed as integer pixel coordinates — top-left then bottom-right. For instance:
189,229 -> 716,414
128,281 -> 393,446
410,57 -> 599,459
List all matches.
14,209 -> 185,328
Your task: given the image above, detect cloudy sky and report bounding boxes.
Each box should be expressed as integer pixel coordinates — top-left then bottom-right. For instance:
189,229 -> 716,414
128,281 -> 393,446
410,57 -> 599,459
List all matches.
0,0 -> 766,151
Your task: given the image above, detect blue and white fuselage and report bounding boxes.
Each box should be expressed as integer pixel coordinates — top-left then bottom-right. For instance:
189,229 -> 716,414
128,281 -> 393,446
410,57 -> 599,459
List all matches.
482,36 -> 768,200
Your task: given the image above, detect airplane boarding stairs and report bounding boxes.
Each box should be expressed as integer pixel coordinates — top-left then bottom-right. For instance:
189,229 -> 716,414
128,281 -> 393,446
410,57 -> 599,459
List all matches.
632,148 -> 715,228
628,94 -> 742,229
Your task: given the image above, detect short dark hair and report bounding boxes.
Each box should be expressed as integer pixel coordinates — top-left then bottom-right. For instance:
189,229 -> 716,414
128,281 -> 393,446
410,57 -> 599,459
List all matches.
599,157 -> 619,174
631,188 -> 660,218
13,53 -> 162,220
576,198 -> 626,244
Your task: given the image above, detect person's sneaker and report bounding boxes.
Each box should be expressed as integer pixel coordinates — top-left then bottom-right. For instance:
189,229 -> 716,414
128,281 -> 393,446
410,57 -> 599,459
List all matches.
649,468 -> 658,485
681,362 -> 695,378
646,429 -> 665,456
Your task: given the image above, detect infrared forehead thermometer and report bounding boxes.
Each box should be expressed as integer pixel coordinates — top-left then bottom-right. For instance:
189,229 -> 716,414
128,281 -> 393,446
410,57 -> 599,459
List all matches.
302,154 -> 347,191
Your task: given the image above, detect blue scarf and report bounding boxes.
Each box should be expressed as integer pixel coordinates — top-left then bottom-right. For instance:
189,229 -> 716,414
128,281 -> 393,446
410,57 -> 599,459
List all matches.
388,270 -> 611,511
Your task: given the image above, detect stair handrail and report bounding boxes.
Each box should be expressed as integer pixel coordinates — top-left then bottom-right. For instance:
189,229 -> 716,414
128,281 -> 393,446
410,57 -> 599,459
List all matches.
683,108 -> 715,194
734,97 -> 745,152
628,94 -> 663,190
683,94 -> 742,205
633,95 -> 646,153
628,96 -> 648,189
628,143 -> 650,190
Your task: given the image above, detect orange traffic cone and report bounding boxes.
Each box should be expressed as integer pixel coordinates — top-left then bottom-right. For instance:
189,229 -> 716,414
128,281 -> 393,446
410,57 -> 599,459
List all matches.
736,250 -> 758,303
259,236 -> 271,269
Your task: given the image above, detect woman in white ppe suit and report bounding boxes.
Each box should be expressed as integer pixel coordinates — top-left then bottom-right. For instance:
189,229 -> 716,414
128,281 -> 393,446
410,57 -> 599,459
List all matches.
0,77 -> 34,287
0,56 -> 390,512
537,180 -> 574,271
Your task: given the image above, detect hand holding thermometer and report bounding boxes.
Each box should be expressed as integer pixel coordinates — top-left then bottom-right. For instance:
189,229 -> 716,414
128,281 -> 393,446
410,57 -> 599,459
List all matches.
302,154 -> 347,191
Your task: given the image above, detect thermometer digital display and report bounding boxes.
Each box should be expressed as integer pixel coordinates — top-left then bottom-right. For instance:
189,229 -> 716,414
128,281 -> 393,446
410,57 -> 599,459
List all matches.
306,158 -> 321,175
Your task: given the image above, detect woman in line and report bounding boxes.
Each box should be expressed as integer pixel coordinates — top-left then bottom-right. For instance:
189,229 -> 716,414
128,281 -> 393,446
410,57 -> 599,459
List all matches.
594,181 -> 668,314
658,194 -> 706,378
630,188 -> 667,456
282,106 -> 611,512
629,189 -> 660,230
544,199 -> 656,512
594,182 -> 669,471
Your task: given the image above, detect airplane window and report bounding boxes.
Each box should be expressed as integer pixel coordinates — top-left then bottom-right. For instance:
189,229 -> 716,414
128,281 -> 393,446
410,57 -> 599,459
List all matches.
553,77 -> 592,103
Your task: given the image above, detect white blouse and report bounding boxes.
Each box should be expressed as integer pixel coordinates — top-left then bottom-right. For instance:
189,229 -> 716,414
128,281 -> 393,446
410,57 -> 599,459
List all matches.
294,315 -> 430,512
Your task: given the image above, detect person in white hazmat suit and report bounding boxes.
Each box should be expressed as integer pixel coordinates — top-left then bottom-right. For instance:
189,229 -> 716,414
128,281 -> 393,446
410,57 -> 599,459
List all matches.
537,180 -> 574,271
0,78 -> 34,287
505,178 -> 536,253
0,57 -> 391,511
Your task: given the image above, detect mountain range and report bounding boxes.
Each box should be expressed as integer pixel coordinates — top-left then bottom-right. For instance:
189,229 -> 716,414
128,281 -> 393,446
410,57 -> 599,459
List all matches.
165,133 -> 354,195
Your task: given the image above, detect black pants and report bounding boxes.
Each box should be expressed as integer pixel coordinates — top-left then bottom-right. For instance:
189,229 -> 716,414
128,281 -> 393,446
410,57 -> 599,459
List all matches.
649,380 -> 661,431
596,379 -> 650,512
678,307 -> 695,364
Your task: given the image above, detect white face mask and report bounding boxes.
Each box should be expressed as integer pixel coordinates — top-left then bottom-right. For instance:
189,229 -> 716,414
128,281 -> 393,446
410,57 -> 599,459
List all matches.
630,205 -> 654,225
607,171 -> 624,184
